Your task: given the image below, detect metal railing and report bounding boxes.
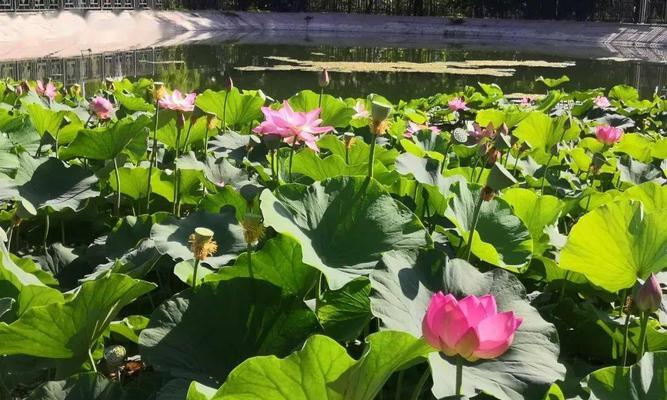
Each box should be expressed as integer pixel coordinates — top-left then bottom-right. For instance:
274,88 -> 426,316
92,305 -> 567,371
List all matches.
0,0 -> 161,11
0,48 -> 163,86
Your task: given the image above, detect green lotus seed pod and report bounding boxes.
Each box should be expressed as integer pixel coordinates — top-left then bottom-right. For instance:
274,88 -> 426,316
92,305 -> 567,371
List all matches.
104,345 -> 126,368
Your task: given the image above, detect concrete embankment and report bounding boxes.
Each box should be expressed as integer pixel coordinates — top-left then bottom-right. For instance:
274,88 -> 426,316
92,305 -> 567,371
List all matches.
0,10 -> 665,61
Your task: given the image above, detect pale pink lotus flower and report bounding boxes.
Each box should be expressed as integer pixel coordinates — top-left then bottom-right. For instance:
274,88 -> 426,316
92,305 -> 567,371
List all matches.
594,96 -> 611,109
595,125 -> 623,145
352,100 -> 369,119
422,292 -> 523,361
253,100 -> 334,152
448,98 -> 468,112
158,89 -> 196,113
36,80 -> 57,101
404,121 -> 441,139
89,96 -> 114,120
519,96 -> 535,107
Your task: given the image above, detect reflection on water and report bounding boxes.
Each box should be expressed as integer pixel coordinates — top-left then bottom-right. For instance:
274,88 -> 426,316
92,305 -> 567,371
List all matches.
2,41 -> 666,101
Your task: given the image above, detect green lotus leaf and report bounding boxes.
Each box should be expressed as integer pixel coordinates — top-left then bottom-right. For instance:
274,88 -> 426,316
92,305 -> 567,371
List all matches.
211,331 -> 431,400
583,351 -> 667,399
513,111 -> 577,155
609,84 -> 639,103
536,75 -> 570,88
24,103 -> 63,139
259,176 -> 430,290
207,234 -> 318,297
369,251 -> 565,400
115,91 -> 155,113
317,278 -> 372,342
195,88 -> 264,129
156,112 -> 209,150
138,278 -> 318,387
187,381 -> 217,400
317,134 -> 398,169
444,181 -> 533,272
560,199 -> 667,292
0,297 -> 14,319
288,90 -> 355,128
502,188 -> 564,256
614,133 -> 654,163
0,155 -> 99,215
108,166 -> 156,200
27,372 -> 121,400
149,210 -> 246,267
291,150 -> 368,181
59,115 -> 150,160
0,273 -> 155,373
619,181 -> 667,212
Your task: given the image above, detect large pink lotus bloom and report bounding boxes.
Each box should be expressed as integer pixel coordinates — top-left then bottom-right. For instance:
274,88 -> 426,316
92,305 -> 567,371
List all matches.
404,121 -> 441,139
448,98 -> 468,112
89,96 -> 114,120
352,100 -> 369,119
469,122 -> 496,142
594,96 -> 610,109
158,89 -> 196,112
253,100 -> 334,152
422,292 -> 523,361
36,80 -> 57,101
595,125 -> 623,145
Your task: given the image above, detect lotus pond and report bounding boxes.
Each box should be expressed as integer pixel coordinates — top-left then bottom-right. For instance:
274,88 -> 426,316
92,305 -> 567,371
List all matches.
0,75 -> 665,400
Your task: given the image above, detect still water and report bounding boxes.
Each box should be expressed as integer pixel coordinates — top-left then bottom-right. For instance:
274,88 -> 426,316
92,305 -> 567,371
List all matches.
2,36 -> 666,100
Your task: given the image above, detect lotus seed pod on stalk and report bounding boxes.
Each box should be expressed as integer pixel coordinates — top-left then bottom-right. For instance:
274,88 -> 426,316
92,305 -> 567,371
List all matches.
153,81 -> 166,101
370,101 -> 392,136
635,274 -> 662,313
242,213 -> 265,246
189,227 -> 218,261
104,345 -> 127,368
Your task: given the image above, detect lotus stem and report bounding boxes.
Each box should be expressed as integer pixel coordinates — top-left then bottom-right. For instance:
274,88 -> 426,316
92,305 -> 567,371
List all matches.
6,226 -> 13,252
222,91 -> 229,133
35,135 -> 44,158
192,258 -> 200,291
319,87 -> 324,109
88,347 -> 97,373
175,124 -> 183,160
182,120 -> 195,152
368,135 -> 377,179
540,156 -> 554,192
394,370 -> 404,400
247,243 -> 253,279
146,104 -> 159,211
203,125 -> 210,156
622,304 -> 631,366
409,366 -> 431,400
441,142 -> 452,173
464,194 -> 484,261
112,157 -> 121,217
637,312 -> 649,359
43,214 -> 50,254
455,356 -> 464,396
60,220 -> 65,245
54,126 -> 61,159
558,271 -> 571,302
173,169 -> 180,216
270,149 -> 277,185
512,150 -> 521,177
288,139 -> 298,182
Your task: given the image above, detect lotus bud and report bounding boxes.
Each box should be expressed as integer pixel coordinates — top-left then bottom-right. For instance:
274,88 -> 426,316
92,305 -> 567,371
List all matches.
318,68 -> 330,88
104,77 -> 115,91
635,274 -> 662,313
153,81 -> 166,101
18,80 -> 29,97
241,213 -> 265,246
225,75 -> 234,92
70,84 -> 81,97
486,163 -> 517,193
104,345 -> 127,368
189,227 -> 218,261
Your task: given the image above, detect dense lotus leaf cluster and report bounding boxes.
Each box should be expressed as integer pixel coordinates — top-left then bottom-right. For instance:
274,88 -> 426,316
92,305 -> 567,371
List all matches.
0,76 -> 665,400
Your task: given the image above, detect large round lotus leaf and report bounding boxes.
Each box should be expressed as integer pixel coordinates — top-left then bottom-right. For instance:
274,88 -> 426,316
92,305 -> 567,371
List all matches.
150,210 -> 247,267
138,278 -> 319,387
27,372 -> 121,400
583,351 -> 667,400
619,181 -> 667,212
195,88 -> 264,129
444,181 -> 533,272
560,199 -> 667,292
370,251 -> 565,400
212,331 -> 431,400
59,115 -> 150,160
0,155 -> 99,215
259,176 -> 430,290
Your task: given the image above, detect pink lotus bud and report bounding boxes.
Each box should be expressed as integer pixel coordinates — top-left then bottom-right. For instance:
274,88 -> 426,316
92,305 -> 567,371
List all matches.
36,80 -> 57,101
225,76 -> 234,92
595,125 -> 623,145
89,96 -> 113,120
635,274 -> 662,313
594,96 -> 610,109
319,68 -> 330,88
448,97 -> 468,112
422,292 -> 522,361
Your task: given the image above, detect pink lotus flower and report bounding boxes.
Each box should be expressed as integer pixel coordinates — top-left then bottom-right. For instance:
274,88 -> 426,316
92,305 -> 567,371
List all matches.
519,96 -> 535,107
594,96 -> 610,109
422,292 -> 523,361
352,100 -> 369,119
36,80 -> 57,101
469,122 -> 496,142
89,96 -> 114,120
595,125 -> 623,145
253,100 -> 334,152
448,98 -> 468,112
404,121 -> 441,139
158,89 -> 196,113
